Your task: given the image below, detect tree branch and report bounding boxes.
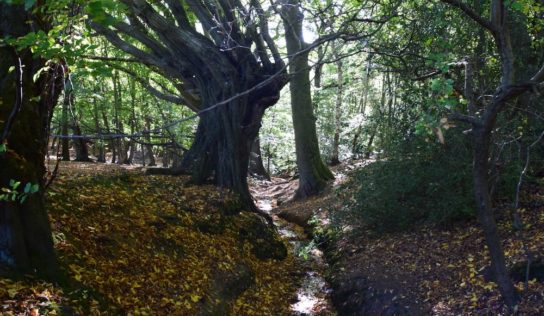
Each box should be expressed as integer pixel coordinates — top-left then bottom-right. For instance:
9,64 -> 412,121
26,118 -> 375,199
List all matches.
106,62 -> 200,111
440,0 -> 497,33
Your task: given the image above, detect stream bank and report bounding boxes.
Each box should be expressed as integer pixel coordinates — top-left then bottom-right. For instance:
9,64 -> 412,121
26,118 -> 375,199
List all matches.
250,177 -> 336,316
250,161 -> 416,316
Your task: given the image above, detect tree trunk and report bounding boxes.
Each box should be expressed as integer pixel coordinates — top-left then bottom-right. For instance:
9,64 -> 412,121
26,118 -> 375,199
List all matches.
352,55 -> 372,159
282,0 -> 334,198
92,95 -> 106,163
330,57 -> 344,165
0,3 -> 61,279
60,91 -> 70,161
127,78 -> 137,164
472,126 -> 519,307
364,127 -> 377,159
101,110 -> 115,163
180,70 -> 284,210
91,0 -> 287,212
248,136 -> 271,180
162,149 -> 170,168
65,77 -> 91,162
112,71 -> 128,164
144,117 -> 156,166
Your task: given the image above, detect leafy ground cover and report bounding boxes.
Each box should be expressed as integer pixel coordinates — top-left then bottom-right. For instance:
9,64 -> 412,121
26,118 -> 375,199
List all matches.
274,162 -> 544,315
1,162 -> 299,315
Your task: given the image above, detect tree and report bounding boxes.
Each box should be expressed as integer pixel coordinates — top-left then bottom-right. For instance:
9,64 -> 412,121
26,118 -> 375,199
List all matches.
0,2 -> 62,279
330,50 -> 344,165
89,0 -> 287,210
281,0 -> 334,197
440,0 -> 544,308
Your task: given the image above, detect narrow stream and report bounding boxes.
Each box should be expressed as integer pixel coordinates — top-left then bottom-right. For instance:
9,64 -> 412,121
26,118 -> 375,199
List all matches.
255,196 -> 336,316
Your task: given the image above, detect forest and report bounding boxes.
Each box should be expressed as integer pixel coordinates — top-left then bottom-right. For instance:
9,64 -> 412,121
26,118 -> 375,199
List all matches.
1,0 -> 544,315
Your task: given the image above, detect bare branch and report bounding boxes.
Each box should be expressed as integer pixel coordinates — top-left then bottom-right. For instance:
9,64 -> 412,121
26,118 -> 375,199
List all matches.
448,112 -> 481,126
440,0 -> 497,33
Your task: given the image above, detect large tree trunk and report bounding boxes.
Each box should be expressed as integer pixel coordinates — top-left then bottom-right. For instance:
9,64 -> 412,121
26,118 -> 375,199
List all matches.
282,0 -> 334,198
472,126 -> 519,307
0,3 -> 61,280
181,82 -> 281,210
91,0 -> 287,212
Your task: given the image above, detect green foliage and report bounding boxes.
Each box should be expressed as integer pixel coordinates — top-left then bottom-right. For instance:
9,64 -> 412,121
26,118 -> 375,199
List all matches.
0,179 -> 39,204
337,133 -> 476,233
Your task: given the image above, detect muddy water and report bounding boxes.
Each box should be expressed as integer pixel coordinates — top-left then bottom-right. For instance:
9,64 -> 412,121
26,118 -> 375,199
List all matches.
256,197 -> 336,316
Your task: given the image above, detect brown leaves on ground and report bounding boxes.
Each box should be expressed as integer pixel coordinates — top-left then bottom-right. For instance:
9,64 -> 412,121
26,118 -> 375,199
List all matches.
1,162 -> 300,315
277,162 -> 544,315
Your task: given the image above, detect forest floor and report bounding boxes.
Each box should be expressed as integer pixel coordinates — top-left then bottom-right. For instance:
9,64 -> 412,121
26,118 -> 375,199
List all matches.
0,162 -> 305,315
2,161 -> 544,315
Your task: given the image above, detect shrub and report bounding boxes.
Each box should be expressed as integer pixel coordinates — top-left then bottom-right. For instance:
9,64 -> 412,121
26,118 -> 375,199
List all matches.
335,133 -> 477,233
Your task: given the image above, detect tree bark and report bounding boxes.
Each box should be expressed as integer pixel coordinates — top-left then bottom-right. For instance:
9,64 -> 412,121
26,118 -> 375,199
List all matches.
0,3 -> 61,279
472,126 -> 519,307
282,0 -> 334,198
180,77 -> 284,210
248,136 -> 271,180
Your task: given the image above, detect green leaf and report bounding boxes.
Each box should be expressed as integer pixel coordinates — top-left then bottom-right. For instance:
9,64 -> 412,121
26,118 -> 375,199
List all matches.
24,182 -> 31,193
31,183 -> 39,193
13,181 -> 21,190
0,144 -> 6,153
20,195 -> 27,204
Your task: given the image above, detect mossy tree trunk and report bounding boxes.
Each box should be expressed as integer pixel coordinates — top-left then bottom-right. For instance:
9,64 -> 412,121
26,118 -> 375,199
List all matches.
0,3 -> 61,280
281,0 -> 334,198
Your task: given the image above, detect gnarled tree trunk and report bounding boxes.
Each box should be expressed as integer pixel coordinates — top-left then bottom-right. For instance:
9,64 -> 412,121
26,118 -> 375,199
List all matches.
90,0 -> 287,212
0,3 -> 61,280
181,75 -> 284,209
